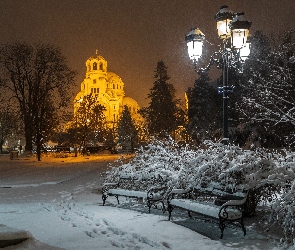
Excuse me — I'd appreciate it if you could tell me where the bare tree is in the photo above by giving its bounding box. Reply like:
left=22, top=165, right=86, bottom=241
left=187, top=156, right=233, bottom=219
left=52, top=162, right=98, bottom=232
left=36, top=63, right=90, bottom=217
left=0, top=42, right=76, bottom=160
left=0, top=98, right=20, bottom=154
left=74, top=94, right=106, bottom=154
left=241, top=30, right=295, bottom=126
left=237, top=30, right=295, bottom=148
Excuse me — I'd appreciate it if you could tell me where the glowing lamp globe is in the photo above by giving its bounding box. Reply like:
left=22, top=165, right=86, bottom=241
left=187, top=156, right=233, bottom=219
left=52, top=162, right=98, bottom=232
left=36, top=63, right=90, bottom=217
left=230, top=13, right=252, bottom=49
left=185, top=28, right=205, bottom=61
left=240, top=40, right=251, bottom=61
left=214, top=5, right=234, bottom=39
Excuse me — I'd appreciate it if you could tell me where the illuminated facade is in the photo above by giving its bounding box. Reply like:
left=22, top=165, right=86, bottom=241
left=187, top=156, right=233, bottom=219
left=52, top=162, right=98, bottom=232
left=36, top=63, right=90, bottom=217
left=74, top=54, right=142, bottom=125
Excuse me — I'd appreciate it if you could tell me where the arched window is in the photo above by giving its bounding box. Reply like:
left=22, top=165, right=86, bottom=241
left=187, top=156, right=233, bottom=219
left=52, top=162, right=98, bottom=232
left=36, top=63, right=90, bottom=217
left=99, top=63, right=103, bottom=71
left=93, top=62, right=97, bottom=70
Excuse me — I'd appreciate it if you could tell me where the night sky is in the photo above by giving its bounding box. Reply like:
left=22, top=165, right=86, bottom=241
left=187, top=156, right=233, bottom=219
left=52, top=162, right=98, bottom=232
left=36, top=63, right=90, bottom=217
left=0, top=0, right=294, bottom=107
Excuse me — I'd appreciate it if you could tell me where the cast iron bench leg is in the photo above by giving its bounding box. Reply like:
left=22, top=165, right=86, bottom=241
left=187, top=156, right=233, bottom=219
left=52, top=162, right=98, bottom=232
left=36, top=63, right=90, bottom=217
left=219, top=218, right=225, bottom=239
left=115, top=195, right=119, bottom=204
left=167, top=204, right=173, bottom=220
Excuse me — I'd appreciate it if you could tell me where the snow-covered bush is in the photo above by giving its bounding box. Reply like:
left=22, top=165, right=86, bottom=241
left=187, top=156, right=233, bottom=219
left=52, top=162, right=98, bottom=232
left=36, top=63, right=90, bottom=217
left=270, top=152, right=295, bottom=245
left=103, top=139, right=295, bottom=242
left=103, top=138, right=200, bottom=192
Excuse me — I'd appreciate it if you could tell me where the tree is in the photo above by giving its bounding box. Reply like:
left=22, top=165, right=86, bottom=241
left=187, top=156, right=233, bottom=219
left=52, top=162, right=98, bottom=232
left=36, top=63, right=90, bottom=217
left=238, top=30, right=295, bottom=148
left=140, top=61, right=184, bottom=138
left=0, top=42, right=77, bottom=160
left=186, top=71, right=221, bottom=143
left=117, top=105, right=138, bottom=152
left=0, top=100, right=20, bottom=154
left=74, top=94, right=106, bottom=154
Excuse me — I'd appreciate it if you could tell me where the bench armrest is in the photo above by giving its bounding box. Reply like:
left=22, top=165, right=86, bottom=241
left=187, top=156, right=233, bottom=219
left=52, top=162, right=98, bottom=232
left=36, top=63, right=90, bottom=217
left=102, top=182, right=119, bottom=195
left=147, top=185, right=167, bottom=201
left=221, top=197, right=247, bottom=208
left=218, top=196, right=247, bottom=220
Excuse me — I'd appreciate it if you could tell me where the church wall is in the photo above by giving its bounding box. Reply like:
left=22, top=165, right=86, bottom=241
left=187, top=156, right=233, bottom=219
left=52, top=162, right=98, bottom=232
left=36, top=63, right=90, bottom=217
left=74, top=54, right=142, bottom=127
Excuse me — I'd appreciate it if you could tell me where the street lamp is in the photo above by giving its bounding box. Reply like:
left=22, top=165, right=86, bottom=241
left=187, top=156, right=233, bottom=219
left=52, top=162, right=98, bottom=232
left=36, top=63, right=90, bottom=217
left=186, top=5, right=251, bottom=144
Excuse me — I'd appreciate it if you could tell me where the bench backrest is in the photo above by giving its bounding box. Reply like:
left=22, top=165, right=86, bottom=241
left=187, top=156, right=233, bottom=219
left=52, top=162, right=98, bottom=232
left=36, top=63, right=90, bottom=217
left=194, top=183, right=248, bottom=200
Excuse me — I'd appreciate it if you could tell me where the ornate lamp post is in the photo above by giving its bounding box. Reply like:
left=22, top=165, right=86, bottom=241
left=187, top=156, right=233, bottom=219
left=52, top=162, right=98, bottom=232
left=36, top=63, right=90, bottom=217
left=186, top=5, right=251, bottom=144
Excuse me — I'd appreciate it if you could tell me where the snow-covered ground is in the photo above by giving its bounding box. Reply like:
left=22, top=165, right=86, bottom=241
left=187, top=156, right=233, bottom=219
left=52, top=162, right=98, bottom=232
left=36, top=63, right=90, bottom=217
left=0, top=153, right=282, bottom=249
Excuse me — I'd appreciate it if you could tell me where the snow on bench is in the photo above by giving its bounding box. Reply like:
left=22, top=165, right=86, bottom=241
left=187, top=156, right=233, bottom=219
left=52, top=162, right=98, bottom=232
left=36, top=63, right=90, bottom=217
left=102, top=173, right=167, bottom=213
left=167, top=184, right=248, bottom=239
left=106, top=189, right=147, bottom=199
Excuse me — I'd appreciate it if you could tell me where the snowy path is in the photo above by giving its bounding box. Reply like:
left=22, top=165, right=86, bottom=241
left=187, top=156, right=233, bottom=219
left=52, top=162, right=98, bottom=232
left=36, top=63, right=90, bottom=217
left=0, top=155, right=281, bottom=249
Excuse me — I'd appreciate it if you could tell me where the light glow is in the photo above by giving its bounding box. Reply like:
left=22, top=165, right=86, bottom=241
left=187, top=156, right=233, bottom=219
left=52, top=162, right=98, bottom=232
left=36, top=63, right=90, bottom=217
left=185, top=28, right=205, bottom=62
left=216, top=19, right=232, bottom=39
left=231, top=29, right=249, bottom=49
left=240, top=41, right=250, bottom=61
left=187, top=40, right=203, bottom=61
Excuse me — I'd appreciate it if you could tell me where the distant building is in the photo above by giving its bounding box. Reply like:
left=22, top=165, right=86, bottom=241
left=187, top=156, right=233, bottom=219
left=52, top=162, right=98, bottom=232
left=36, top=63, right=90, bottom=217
left=74, top=53, right=142, bottom=126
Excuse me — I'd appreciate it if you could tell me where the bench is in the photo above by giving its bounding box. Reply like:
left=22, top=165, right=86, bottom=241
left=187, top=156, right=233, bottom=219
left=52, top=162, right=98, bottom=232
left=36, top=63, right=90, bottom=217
left=167, top=183, right=248, bottom=239
left=102, top=174, right=167, bottom=213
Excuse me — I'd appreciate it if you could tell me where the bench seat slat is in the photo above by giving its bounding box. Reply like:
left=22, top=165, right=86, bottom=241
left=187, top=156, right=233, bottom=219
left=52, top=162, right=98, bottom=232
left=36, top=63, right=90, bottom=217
left=170, top=199, right=242, bottom=220
left=167, top=187, right=248, bottom=239
left=171, top=199, right=220, bottom=218
left=108, top=188, right=147, bottom=199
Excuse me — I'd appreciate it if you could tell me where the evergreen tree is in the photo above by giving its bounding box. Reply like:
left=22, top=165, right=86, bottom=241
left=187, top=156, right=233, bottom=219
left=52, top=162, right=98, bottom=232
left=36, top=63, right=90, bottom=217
left=140, top=61, right=183, bottom=138
left=186, top=71, right=220, bottom=143
left=117, top=105, right=138, bottom=152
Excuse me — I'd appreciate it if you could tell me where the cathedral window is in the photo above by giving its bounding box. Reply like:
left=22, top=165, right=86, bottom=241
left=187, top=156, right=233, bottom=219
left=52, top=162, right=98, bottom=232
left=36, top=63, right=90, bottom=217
left=113, top=84, right=115, bottom=89
left=93, top=79, right=96, bottom=84
left=91, top=88, right=93, bottom=93
left=99, top=63, right=103, bottom=71
left=93, top=62, right=97, bottom=70
left=94, top=88, right=96, bottom=93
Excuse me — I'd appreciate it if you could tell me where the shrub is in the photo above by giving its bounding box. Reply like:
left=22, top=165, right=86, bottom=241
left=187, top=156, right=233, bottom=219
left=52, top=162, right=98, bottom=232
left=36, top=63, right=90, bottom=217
left=103, top=139, right=295, bottom=244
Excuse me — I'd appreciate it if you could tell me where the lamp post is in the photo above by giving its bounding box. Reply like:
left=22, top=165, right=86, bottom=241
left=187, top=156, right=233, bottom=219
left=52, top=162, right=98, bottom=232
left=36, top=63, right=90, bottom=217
left=186, top=5, right=251, bottom=145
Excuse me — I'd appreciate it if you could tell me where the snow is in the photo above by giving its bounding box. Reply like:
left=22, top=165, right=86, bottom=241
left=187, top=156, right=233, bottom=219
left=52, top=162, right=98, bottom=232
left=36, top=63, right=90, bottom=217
left=107, top=188, right=147, bottom=198
left=0, top=153, right=284, bottom=249
left=170, top=199, right=221, bottom=219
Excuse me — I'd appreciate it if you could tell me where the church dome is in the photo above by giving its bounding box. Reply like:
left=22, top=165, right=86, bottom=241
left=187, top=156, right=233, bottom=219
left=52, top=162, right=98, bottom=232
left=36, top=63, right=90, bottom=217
left=75, top=53, right=142, bottom=125
left=122, top=97, right=139, bottom=108
left=88, top=55, right=106, bottom=62
left=107, top=72, right=123, bottom=84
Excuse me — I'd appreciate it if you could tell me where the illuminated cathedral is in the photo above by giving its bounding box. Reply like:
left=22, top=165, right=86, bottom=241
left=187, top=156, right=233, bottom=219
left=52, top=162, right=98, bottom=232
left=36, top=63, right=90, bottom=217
left=74, top=53, right=142, bottom=126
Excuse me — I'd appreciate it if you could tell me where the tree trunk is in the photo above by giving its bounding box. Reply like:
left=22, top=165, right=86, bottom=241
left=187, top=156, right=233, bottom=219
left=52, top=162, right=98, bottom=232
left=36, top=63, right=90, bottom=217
left=24, top=124, right=33, bottom=152
left=37, top=146, right=41, bottom=161
left=0, top=140, right=3, bottom=154
left=36, top=137, right=42, bottom=161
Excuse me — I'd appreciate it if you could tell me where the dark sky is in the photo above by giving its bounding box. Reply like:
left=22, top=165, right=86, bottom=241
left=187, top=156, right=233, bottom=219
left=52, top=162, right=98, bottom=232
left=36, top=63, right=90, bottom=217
left=0, top=0, right=294, bottom=107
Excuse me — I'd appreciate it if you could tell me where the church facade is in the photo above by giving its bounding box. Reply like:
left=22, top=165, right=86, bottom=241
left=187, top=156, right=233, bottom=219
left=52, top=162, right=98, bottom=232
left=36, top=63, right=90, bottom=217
left=74, top=54, right=142, bottom=126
